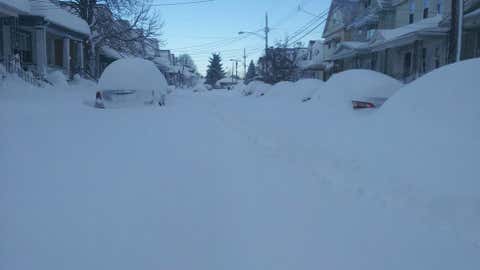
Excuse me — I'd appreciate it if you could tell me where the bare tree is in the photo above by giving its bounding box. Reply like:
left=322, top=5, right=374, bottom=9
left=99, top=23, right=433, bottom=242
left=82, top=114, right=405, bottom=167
left=259, top=37, right=305, bottom=84
left=61, top=0, right=164, bottom=76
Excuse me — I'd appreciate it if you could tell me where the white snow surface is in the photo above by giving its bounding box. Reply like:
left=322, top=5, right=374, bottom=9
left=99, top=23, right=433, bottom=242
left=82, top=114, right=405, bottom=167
left=29, top=0, right=90, bottom=35
left=98, top=58, right=168, bottom=95
left=0, top=0, right=30, bottom=13
left=1, top=59, right=480, bottom=270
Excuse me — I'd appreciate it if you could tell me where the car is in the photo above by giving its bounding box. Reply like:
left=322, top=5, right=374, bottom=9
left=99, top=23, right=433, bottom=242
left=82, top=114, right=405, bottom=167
left=95, top=58, right=168, bottom=109
left=352, top=97, right=388, bottom=109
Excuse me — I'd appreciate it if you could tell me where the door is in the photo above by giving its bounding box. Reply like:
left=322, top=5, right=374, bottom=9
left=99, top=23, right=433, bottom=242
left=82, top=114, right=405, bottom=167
left=54, top=39, right=63, bottom=67
left=403, top=52, right=412, bottom=79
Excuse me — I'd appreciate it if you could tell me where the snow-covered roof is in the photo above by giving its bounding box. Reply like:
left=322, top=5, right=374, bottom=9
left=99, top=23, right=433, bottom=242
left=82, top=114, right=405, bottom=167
left=0, top=0, right=30, bottom=14
left=374, top=15, right=443, bottom=42
left=29, top=0, right=90, bottom=36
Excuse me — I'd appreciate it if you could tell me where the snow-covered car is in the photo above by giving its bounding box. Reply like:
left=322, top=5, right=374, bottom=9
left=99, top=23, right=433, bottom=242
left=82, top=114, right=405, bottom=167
left=314, top=69, right=402, bottom=110
left=242, top=80, right=271, bottom=96
left=95, top=58, right=168, bottom=109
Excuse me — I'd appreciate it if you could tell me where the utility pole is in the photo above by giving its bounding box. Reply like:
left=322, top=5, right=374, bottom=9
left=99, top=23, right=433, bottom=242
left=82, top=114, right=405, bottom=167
left=265, top=12, right=269, bottom=52
left=457, top=0, right=464, bottom=62
left=243, top=48, right=247, bottom=79
left=230, top=59, right=241, bottom=82
left=449, top=0, right=464, bottom=63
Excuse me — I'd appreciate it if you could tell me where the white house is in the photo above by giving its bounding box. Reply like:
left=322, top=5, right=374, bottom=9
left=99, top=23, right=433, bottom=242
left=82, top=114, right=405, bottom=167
left=323, top=0, right=480, bottom=82
left=1, top=0, right=90, bottom=80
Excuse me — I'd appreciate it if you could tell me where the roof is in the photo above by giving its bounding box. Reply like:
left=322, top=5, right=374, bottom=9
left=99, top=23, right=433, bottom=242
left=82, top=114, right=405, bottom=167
left=29, top=0, right=90, bottom=36
left=375, top=15, right=442, bottom=42
left=0, top=0, right=30, bottom=14
left=323, top=0, right=362, bottom=38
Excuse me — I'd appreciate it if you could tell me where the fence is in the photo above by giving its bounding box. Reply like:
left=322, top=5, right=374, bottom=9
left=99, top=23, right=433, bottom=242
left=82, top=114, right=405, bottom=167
left=1, top=56, right=42, bottom=86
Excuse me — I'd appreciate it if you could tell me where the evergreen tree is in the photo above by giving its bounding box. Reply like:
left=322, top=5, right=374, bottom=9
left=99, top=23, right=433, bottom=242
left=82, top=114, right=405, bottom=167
left=205, top=53, right=226, bottom=86
left=245, top=60, right=257, bottom=83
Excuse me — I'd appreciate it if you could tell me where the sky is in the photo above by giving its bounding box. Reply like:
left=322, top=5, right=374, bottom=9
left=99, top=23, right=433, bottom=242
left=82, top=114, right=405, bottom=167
left=154, top=0, right=331, bottom=75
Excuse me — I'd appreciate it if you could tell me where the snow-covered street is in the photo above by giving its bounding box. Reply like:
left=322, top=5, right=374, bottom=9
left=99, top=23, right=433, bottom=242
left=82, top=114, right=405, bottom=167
left=2, top=59, right=480, bottom=270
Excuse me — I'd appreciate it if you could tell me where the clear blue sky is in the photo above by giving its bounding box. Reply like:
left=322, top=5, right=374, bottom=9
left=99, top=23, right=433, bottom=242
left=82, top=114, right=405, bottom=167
left=154, top=0, right=331, bottom=75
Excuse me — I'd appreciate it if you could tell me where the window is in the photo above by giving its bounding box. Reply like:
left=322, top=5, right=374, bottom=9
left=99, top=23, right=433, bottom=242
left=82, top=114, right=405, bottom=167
left=423, top=0, right=430, bottom=18
left=436, top=0, right=442, bottom=14
left=434, top=47, right=441, bottom=68
left=16, top=31, right=33, bottom=63
left=403, top=52, right=412, bottom=78
left=328, top=43, right=331, bottom=49
left=365, top=0, right=371, bottom=8
left=421, top=48, right=427, bottom=73
left=409, top=0, right=415, bottom=24
left=367, top=29, right=376, bottom=40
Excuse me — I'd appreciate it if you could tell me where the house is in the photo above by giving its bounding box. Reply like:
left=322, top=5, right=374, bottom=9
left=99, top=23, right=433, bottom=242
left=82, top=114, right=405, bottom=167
left=299, top=40, right=327, bottom=80
left=323, top=0, right=480, bottom=82
left=1, top=0, right=90, bottom=80
left=153, top=49, right=181, bottom=86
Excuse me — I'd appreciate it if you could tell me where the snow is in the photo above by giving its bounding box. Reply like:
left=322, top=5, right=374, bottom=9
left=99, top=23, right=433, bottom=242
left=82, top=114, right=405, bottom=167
left=1, top=59, right=480, bottom=270
left=29, top=0, right=90, bottom=36
left=46, top=70, right=69, bottom=88
left=98, top=58, right=168, bottom=95
left=0, top=0, right=30, bottom=13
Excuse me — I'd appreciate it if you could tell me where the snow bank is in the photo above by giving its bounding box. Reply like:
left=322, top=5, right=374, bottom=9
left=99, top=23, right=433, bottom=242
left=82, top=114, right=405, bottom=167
left=46, top=70, right=69, bottom=88
left=98, top=58, right=168, bottom=95
left=357, top=59, right=480, bottom=246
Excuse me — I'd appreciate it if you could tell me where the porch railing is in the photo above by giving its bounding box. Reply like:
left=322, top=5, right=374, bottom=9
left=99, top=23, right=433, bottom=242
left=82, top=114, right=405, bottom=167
left=1, top=55, right=42, bottom=87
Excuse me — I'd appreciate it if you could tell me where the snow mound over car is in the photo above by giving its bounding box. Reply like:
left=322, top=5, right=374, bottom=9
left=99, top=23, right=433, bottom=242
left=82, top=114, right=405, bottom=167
left=316, top=69, right=402, bottom=109
left=265, top=79, right=324, bottom=101
left=98, top=58, right=168, bottom=95
left=242, top=80, right=271, bottom=96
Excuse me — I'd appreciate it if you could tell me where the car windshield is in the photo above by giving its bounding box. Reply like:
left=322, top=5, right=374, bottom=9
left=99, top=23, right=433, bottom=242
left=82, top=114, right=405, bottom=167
left=1, top=1, right=479, bottom=270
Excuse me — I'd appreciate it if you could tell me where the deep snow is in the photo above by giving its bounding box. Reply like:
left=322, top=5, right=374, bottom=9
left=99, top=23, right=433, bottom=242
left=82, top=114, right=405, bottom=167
left=1, top=59, right=479, bottom=270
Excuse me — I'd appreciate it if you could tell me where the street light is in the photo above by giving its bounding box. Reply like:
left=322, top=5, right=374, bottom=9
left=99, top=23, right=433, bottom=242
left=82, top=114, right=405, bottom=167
left=238, top=12, right=269, bottom=52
